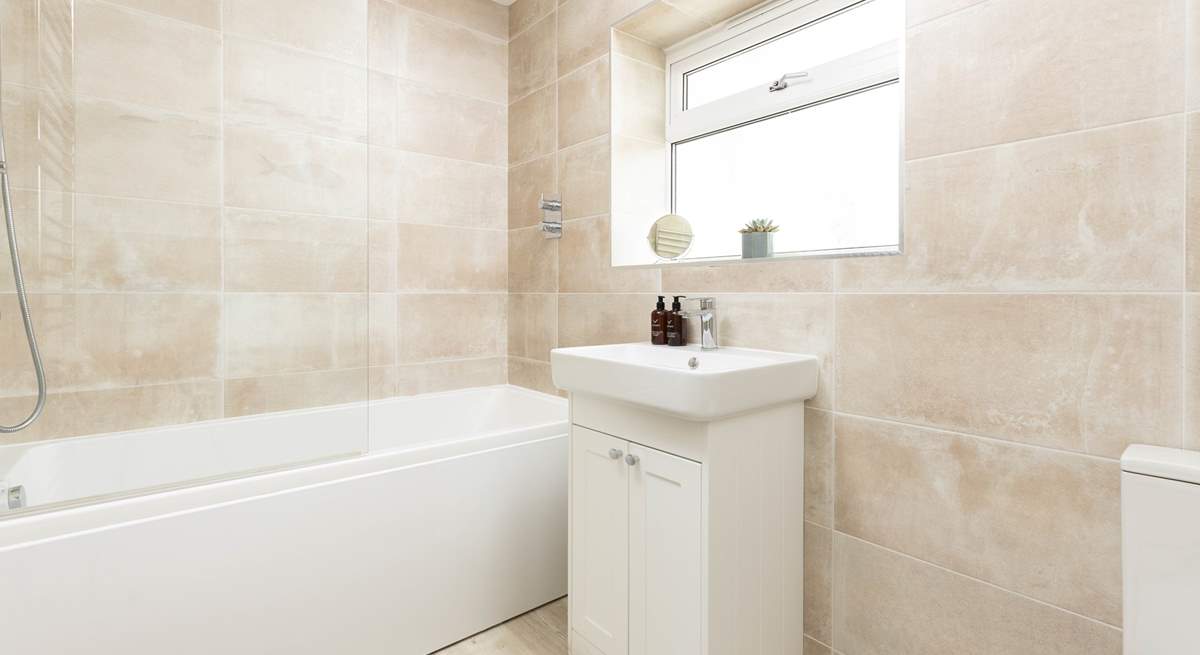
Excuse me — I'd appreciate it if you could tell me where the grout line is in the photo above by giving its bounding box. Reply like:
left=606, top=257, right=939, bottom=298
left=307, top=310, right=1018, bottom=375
left=377, top=0, right=509, bottom=47
left=84, top=0, right=220, bottom=33
left=903, top=0, right=991, bottom=30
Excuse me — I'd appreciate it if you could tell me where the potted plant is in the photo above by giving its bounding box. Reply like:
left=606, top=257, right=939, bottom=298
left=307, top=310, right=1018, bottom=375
left=739, top=218, right=779, bottom=259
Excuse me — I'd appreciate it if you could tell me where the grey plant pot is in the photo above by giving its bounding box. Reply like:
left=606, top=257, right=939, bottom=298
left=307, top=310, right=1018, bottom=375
left=741, top=232, right=774, bottom=259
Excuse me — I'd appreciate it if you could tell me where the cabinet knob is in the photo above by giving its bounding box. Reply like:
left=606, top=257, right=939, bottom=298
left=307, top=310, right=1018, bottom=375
left=608, top=448, right=623, bottom=460
left=625, top=454, right=640, bottom=466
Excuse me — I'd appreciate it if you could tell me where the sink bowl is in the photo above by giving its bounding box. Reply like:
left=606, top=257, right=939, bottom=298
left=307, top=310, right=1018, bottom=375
left=550, top=342, right=819, bottom=421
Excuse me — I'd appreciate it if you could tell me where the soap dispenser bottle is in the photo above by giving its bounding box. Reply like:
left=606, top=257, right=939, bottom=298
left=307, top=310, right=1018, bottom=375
left=666, top=295, right=687, bottom=347
left=651, top=296, right=667, bottom=345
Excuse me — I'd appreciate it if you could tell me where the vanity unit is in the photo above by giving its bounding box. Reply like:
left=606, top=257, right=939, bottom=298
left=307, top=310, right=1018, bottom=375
left=551, top=343, right=819, bottom=655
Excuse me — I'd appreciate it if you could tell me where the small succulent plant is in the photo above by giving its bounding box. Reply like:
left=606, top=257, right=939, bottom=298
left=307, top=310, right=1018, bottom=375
left=738, top=218, right=780, bottom=234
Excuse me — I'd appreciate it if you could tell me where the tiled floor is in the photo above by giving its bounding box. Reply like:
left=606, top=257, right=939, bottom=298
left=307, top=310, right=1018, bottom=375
left=433, top=598, right=568, bottom=654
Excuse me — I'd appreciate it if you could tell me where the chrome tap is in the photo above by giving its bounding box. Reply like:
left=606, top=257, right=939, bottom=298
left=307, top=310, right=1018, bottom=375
left=680, top=297, right=719, bottom=350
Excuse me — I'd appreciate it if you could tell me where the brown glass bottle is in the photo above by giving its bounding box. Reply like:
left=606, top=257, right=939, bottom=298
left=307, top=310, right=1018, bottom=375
left=650, top=296, right=667, bottom=345
left=666, top=295, right=687, bottom=346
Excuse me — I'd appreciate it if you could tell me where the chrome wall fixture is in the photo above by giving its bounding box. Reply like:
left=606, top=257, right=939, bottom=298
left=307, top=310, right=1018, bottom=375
left=540, top=193, right=562, bottom=239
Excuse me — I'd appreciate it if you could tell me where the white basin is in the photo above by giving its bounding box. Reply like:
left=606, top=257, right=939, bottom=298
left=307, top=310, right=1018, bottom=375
left=550, top=342, right=819, bottom=421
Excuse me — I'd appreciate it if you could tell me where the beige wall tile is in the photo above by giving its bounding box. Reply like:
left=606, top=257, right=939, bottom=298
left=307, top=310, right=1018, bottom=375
left=75, top=195, right=220, bottom=292
left=224, top=210, right=368, bottom=292
left=1189, top=113, right=1200, bottom=291
left=393, top=357, right=508, bottom=396
left=616, top=1, right=710, bottom=48
left=372, top=75, right=507, bottom=166
left=836, top=294, right=1183, bottom=457
left=508, top=293, right=557, bottom=360
left=906, top=0, right=985, bottom=26
left=224, top=123, right=368, bottom=218
left=509, top=155, right=557, bottom=229
left=224, top=293, right=369, bottom=378
left=0, top=382, right=221, bottom=444
left=559, top=215, right=660, bottom=292
left=0, top=85, right=74, bottom=192
left=612, top=55, right=665, bottom=141
left=557, top=293, right=656, bottom=347
left=836, top=415, right=1122, bottom=624
left=610, top=135, right=668, bottom=219
left=224, top=36, right=369, bottom=142
left=661, top=259, right=833, bottom=293
left=804, top=522, right=832, bottom=647
left=75, top=98, right=219, bottom=204
left=842, top=117, right=1186, bottom=292
left=75, top=1, right=220, bottom=115
left=833, top=533, right=1122, bottom=655
left=559, top=137, right=610, bottom=219
left=663, top=0, right=760, bottom=24
left=1, top=0, right=73, bottom=92
left=0, top=293, right=220, bottom=395
left=509, top=226, right=559, bottom=292
left=101, top=0, right=221, bottom=28
left=0, top=189, right=74, bottom=292
left=225, top=369, right=369, bottom=417
left=510, top=13, right=557, bottom=103
left=611, top=30, right=665, bottom=69
left=369, top=293, right=399, bottom=367
left=223, top=0, right=368, bottom=65
left=557, top=0, right=645, bottom=75
left=378, top=5, right=508, bottom=104
left=907, top=0, right=1185, bottom=158
left=510, top=0, right=555, bottom=36
left=507, top=357, right=558, bottom=396
left=396, top=224, right=507, bottom=291
left=804, top=408, right=833, bottom=527
left=1191, top=0, right=1200, bottom=111
left=394, top=0, right=509, bottom=40
left=370, top=148, right=506, bottom=228
left=711, top=293, right=834, bottom=409
left=1188, top=294, right=1200, bottom=450
left=509, top=85, right=557, bottom=165
left=558, top=56, right=611, bottom=149
left=368, top=0, right=402, bottom=75
left=369, top=221, right=399, bottom=292
left=802, top=637, right=831, bottom=655
left=398, top=293, right=506, bottom=362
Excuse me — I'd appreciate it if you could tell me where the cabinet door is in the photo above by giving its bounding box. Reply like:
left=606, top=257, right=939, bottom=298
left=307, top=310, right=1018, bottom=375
left=571, top=427, right=630, bottom=655
left=627, top=443, right=703, bottom=655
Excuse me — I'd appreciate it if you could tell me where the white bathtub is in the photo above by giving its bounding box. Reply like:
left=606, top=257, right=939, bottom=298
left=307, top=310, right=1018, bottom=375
left=0, top=385, right=568, bottom=654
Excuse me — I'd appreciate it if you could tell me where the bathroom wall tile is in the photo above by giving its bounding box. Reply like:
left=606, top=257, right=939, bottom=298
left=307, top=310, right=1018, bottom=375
left=557, top=293, right=657, bottom=347
left=507, top=357, right=558, bottom=396
left=75, top=1, right=220, bottom=115
left=557, top=0, right=645, bottom=75
left=0, top=293, right=220, bottom=395
left=224, top=123, right=368, bottom=218
left=379, top=5, right=508, bottom=105
left=0, top=189, right=74, bottom=292
left=661, top=259, right=833, bottom=293
left=369, top=293, right=399, bottom=367
left=393, top=357, right=508, bottom=396
left=559, top=215, right=660, bottom=292
left=509, top=85, right=557, bottom=165
left=370, top=149, right=506, bottom=228
left=804, top=408, right=833, bottom=527
left=1187, top=294, right=1200, bottom=450
left=833, top=533, right=1122, bottom=655
left=835, top=414, right=1122, bottom=624
left=223, top=0, right=368, bottom=65
left=368, top=0, right=402, bottom=75
left=224, top=294, right=369, bottom=378
left=906, top=0, right=1184, bottom=158
left=610, top=135, right=669, bottom=220
left=1188, top=113, right=1200, bottom=291
left=0, top=381, right=221, bottom=445
left=398, top=294, right=506, bottom=362
left=558, top=56, right=611, bottom=149
left=369, top=221, right=400, bottom=292
left=225, top=369, right=370, bottom=417
left=558, top=137, right=610, bottom=219
left=396, top=224, right=507, bottom=291
left=1, top=0, right=73, bottom=93
left=612, top=55, right=665, bottom=142
left=75, top=98, right=219, bottom=204
left=802, top=637, right=831, bottom=655
left=223, top=211, right=368, bottom=292
left=394, top=0, right=509, bottom=40
left=836, top=294, right=1183, bottom=458
left=804, top=522, right=832, bottom=647
left=371, top=75, right=507, bottom=166
left=0, top=85, right=74, bottom=192
left=841, top=117, right=1186, bottom=292
left=617, top=1, right=710, bottom=48
left=101, top=0, right=221, bottom=28
left=712, top=293, right=834, bottom=409
left=906, top=0, right=985, bottom=26
left=75, top=195, right=220, bottom=292
left=611, top=30, right=665, bottom=69
left=1191, top=0, right=1200, bottom=110
left=510, top=0, right=556, bottom=36
left=510, top=13, right=557, bottom=103
left=508, top=226, right=559, bottom=292
left=509, top=155, right=558, bottom=229
left=508, top=293, right=558, bottom=361
left=224, top=36, right=369, bottom=142
left=663, top=0, right=761, bottom=25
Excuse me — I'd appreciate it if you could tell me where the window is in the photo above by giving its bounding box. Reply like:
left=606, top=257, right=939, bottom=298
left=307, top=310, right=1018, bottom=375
left=666, top=0, right=902, bottom=260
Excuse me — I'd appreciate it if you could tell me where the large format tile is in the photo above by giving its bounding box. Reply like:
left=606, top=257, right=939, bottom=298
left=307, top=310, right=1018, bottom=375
left=0, top=85, right=74, bottom=192
left=507, top=357, right=557, bottom=396
left=225, top=368, right=369, bottom=417
left=611, top=54, right=665, bottom=142
left=370, top=149, right=506, bottom=228
left=223, top=0, right=368, bottom=65
left=0, top=188, right=74, bottom=292
left=558, top=137, right=610, bottom=220
left=508, top=293, right=557, bottom=361
left=384, top=357, right=507, bottom=398
left=509, top=13, right=556, bottom=103
left=509, top=226, right=559, bottom=293
left=804, top=408, right=833, bottom=527
left=0, top=0, right=73, bottom=92
left=906, top=0, right=1184, bottom=158
left=223, top=210, right=368, bottom=292
left=558, top=56, right=611, bottom=149
left=101, top=0, right=220, bottom=27
left=372, top=75, right=507, bottom=166
left=509, top=155, right=557, bottom=229
left=557, top=293, right=657, bottom=347
left=1189, top=113, right=1200, bottom=291
left=833, top=533, right=1122, bottom=655
left=835, top=294, right=1183, bottom=457
left=661, top=259, right=833, bottom=293
left=558, top=215, right=660, bottom=292
left=394, top=0, right=508, bottom=40
left=1188, top=294, right=1200, bottom=450
left=396, top=224, right=507, bottom=291
left=557, top=0, right=647, bottom=75
left=835, top=415, right=1122, bottom=624
left=509, top=85, right=557, bottom=165
left=510, top=0, right=555, bottom=37
left=804, top=522, right=832, bottom=647
left=224, top=293, right=369, bottom=378
left=841, top=117, right=1186, bottom=292
left=397, top=294, right=506, bottom=362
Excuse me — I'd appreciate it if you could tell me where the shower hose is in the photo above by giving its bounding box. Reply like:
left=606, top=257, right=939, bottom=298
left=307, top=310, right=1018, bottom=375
left=0, top=119, right=46, bottom=432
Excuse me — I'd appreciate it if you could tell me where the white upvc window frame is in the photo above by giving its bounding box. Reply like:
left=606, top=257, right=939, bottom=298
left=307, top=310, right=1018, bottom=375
left=665, top=0, right=902, bottom=145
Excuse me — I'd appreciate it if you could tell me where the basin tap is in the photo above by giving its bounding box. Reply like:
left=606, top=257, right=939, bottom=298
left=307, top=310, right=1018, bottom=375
left=679, top=297, right=718, bottom=350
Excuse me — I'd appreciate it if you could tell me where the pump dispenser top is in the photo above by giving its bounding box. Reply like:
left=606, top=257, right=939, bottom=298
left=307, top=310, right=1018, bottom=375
left=666, top=296, right=687, bottom=346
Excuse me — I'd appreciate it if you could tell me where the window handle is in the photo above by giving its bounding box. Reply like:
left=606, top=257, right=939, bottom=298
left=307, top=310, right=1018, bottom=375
left=768, top=71, right=809, bottom=92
